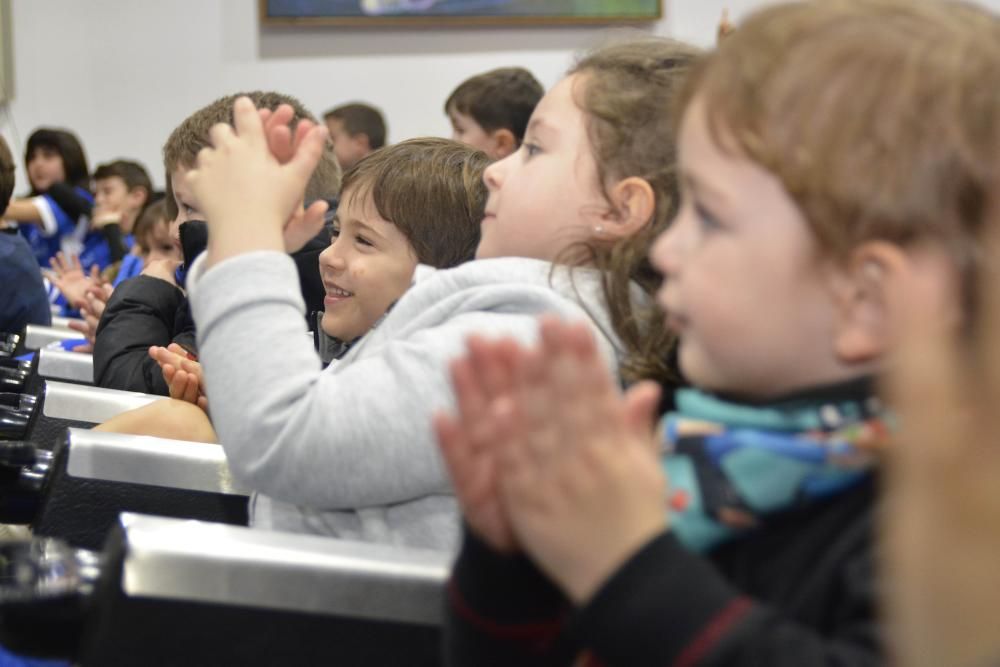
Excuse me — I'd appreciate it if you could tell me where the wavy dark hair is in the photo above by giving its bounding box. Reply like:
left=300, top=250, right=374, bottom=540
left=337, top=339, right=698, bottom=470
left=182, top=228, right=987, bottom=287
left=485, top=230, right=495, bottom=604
left=565, top=37, right=700, bottom=386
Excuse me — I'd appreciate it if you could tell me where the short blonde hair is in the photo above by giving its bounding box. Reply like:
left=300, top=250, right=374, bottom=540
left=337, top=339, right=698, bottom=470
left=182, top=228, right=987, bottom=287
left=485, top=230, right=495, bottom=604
left=679, top=0, right=1000, bottom=275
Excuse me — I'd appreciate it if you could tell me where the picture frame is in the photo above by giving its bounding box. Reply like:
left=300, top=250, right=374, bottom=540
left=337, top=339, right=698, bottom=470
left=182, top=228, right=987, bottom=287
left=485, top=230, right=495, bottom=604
left=260, top=0, right=662, bottom=27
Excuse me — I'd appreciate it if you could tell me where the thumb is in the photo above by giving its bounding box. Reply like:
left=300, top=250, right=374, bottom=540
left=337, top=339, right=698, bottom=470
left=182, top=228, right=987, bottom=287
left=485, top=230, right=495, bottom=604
left=623, top=380, right=662, bottom=450
left=287, top=125, right=329, bottom=183
left=302, top=199, right=329, bottom=233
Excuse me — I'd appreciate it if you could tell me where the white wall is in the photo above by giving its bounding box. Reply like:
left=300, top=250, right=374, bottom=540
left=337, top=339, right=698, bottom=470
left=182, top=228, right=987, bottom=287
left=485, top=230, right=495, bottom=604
left=0, top=0, right=995, bottom=191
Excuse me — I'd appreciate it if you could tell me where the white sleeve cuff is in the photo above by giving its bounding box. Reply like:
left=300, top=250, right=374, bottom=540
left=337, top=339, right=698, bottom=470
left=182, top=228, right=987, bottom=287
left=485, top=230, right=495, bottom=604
left=32, top=196, right=58, bottom=236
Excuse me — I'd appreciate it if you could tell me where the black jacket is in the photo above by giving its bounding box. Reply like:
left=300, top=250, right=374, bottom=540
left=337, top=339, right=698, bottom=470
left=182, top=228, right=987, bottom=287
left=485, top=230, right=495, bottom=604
left=93, top=274, right=194, bottom=395
left=93, top=224, right=332, bottom=395
left=445, top=475, right=879, bottom=667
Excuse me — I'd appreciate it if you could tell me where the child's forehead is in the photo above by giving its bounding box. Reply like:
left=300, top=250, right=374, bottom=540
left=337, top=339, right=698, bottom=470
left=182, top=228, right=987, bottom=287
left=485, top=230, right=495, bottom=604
left=29, top=145, right=60, bottom=158
left=96, top=175, right=127, bottom=187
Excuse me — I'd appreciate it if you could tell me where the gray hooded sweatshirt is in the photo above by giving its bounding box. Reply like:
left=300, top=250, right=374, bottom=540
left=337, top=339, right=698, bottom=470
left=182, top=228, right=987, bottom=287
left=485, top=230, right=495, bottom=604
left=186, top=252, right=630, bottom=551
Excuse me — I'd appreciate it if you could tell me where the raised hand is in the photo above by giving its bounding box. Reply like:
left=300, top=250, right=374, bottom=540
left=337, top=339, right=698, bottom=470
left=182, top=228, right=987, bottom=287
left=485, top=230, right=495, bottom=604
left=497, top=318, right=666, bottom=605
left=883, top=244, right=1000, bottom=667
left=46, top=251, right=96, bottom=309
left=185, top=96, right=329, bottom=265
left=434, top=336, right=523, bottom=553
left=260, top=103, right=330, bottom=253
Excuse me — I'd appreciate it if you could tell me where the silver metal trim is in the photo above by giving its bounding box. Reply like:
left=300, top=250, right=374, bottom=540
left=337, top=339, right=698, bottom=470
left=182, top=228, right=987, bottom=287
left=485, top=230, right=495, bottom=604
left=66, top=428, right=247, bottom=496
left=119, top=514, right=450, bottom=626
left=38, top=348, right=93, bottom=383
left=42, top=381, right=160, bottom=424
left=49, top=316, right=84, bottom=331
left=24, top=325, right=82, bottom=350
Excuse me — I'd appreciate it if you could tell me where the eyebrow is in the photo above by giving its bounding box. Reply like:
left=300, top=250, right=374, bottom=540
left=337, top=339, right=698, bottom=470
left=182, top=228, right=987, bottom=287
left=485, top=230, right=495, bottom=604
left=525, top=117, right=556, bottom=139
left=340, top=217, right=388, bottom=242
left=681, top=169, right=729, bottom=207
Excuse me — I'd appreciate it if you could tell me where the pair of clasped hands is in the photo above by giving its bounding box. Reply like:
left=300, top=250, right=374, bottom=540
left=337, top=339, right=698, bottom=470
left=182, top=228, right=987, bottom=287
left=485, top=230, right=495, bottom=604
left=149, top=97, right=333, bottom=411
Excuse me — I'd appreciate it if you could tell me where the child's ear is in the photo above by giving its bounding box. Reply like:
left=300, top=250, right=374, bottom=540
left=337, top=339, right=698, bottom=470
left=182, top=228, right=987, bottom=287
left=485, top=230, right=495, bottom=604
left=489, top=129, right=517, bottom=159
left=600, top=177, right=655, bottom=240
left=127, top=187, right=148, bottom=210
left=829, top=241, right=911, bottom=364
left=356, top=133, right=373, bottom=153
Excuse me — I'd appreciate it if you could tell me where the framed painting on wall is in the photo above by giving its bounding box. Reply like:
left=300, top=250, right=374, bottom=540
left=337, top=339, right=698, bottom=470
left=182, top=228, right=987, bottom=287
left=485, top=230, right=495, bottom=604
left=260, top=0, right=662, bottom=27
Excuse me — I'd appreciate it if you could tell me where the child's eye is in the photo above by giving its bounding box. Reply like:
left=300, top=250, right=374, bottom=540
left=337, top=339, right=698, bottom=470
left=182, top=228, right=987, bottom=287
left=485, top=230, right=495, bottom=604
left=522, top=142, right=541, bottom=158
left=693, top=201, right=723, bottom=231
left=356, top=235, right=374, bottom=248
left=330, top=224, right=340, bottom=238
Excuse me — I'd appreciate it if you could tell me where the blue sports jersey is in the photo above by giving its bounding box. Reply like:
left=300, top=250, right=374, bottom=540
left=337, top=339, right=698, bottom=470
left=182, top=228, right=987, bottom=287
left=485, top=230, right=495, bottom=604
left=18, top=186, right=107, bottom=270
left=113, top=253, right=144, bottom=287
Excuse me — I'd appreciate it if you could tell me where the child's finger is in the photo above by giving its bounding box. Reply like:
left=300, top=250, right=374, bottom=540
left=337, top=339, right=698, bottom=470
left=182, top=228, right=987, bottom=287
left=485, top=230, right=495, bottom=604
left=293, top=118, right=316, bottom=150
left=208, top=122, right=236, bottom=150
left=622, top=381, right=663, bottom=457
left=197, top=396, right=209, bottom=412
left=885, top=261, right=966, bottom=462
left=450, top=357, right=489, bottom=432
left=268, top=104, right=295, bottom=132
left=231, top=96, right=265, bottom=145
left=166, top=343, right=190, bottom=357
left=301, top=199, right=329, bottom=231
left=286, top=124, right=329, bottom=183
left=467, top=336, right=514, bottom=402
left=164, top=367, right=180, bottom=398
left=184, top=374, right=200, bottom=405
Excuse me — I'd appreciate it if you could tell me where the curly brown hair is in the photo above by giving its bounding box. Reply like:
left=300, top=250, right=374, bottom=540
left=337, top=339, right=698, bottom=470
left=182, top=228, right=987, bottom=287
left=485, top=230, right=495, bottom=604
left=566, top=37, right=700, bottom=386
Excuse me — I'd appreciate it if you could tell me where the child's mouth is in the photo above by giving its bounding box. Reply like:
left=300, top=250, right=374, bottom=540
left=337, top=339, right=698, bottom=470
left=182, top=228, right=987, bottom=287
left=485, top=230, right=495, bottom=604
left=324, top=285, right=353, bottom=306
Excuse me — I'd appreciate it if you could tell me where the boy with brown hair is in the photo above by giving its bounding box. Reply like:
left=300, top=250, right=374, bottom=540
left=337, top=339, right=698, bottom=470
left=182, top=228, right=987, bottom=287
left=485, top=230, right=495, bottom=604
left=0, top=134, right=51, bottom=332
left=323, top=102, right=387, bottom=170
left=101, top=137, right=491, bottom=471
left=445, top=67, right=543, bottom=160
left=92, top=160, right=153, bottom=237
left=93, top=90, right=341, bottom=395
left=438, top=1, right=1000, bottom=664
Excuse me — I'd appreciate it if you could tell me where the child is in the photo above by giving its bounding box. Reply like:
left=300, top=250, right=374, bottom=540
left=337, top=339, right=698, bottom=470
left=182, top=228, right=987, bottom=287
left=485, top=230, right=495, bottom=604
left=93, top=160, right=154, bottom=267
left=91, top=90, right=342, bottom=395
left=45, top=161, right=155, bottom=309
left=61, top=200, right=180, bottom=354
left=323, top=102, right=387, bottom=170
left=445, top=67, right=543, bottom=160
left=437, top=0, right=1000, bottom=664
left=3, top=128, right=109, bottom=271
left=0, top=135, right=51, bottom=333
left=99, top=137, right=491, bottom=438
left=117, top=198, right=176, bottom=284
left=172, top=38, right=696, bottom=550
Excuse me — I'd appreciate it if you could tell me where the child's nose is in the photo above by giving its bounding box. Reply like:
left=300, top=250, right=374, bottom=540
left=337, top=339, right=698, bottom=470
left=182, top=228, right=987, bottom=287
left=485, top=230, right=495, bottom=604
left=483, top=159, right=505, bottom=190
left=319, top=242, right=347, bottom=270
left=650, top=220, right=683, bottom=278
